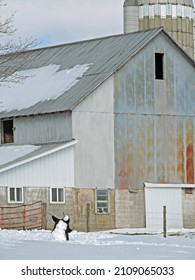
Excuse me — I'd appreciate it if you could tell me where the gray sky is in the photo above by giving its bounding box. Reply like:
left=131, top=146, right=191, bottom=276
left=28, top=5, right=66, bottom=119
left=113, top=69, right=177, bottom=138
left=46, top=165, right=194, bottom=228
left=2, top=0, right=195, bottom=48
left=4, top=0, right=124, bottom=47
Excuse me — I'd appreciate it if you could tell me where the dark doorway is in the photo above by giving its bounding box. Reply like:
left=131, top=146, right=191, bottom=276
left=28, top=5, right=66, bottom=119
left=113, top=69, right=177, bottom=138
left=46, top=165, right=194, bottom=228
left=3, top=120, right=14, bottom=143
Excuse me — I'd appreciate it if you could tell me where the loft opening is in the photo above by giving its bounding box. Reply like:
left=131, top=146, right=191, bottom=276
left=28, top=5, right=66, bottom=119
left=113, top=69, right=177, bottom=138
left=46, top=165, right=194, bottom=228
left=155, top=53, right=164, bottom=80
left=2, top=119, right=14, bottom=143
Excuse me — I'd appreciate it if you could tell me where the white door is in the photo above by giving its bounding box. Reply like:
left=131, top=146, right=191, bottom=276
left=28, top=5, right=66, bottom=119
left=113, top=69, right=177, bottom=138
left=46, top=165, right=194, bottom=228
left=145, top=185, right=183, bottom=230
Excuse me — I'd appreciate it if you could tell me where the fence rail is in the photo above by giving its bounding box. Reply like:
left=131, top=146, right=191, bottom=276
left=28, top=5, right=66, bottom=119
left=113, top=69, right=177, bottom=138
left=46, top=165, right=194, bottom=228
left=0, top=201, right=46, bottom=230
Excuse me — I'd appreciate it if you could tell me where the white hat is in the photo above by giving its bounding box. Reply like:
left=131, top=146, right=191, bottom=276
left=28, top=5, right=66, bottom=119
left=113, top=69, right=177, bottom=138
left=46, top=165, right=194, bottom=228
left=63, top=215, right=69, bottom=222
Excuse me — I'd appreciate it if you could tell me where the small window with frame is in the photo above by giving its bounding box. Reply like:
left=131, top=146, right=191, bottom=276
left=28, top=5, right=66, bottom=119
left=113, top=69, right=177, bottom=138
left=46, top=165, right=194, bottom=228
left=96, top=189, right=109, bottom=214
left=50, top=187, right=65, bottom=203
left=8, top=187, right=23, bottom=203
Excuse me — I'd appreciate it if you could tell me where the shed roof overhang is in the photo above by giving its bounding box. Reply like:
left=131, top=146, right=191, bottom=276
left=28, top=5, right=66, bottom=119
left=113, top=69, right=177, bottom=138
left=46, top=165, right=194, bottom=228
left=144, top=182, right=195, bottom=188
left=0, top=139, right=77, bottom=174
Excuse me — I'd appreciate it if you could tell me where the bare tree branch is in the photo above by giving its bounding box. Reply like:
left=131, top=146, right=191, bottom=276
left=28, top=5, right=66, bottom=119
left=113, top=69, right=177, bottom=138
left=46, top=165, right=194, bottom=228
left=0, top=11, right=16, bottom=35
left=0, top=0, right=39, bottom=85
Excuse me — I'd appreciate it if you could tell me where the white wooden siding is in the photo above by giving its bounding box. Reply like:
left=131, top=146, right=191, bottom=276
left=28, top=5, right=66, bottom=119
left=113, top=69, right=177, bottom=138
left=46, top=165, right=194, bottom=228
left=0, top=145, right=74, bottom=187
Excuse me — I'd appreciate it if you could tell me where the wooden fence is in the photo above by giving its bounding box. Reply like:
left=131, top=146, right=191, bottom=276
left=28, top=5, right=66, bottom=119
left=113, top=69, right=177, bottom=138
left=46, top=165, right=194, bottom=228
left=0, top=201, right=46, bottom=230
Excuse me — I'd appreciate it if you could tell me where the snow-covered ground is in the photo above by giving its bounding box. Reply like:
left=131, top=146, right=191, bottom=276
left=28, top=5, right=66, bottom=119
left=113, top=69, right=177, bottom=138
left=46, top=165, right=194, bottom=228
left=0, top=228, right=195, bottom=260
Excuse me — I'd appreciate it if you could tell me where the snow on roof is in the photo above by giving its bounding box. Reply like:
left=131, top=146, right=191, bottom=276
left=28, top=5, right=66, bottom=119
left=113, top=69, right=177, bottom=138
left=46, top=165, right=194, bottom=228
left=0, top=145, right=40, bottom=166
left=0, top=64, right=91, bottom=112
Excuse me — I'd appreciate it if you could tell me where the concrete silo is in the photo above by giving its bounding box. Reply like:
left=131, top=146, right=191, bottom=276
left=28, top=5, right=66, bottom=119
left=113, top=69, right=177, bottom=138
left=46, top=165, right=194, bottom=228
left=123, top=0, right=195, bottom=57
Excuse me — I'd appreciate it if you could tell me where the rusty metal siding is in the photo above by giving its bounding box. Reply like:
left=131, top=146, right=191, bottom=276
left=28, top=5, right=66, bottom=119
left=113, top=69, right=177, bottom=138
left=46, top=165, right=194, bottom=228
left=115, top=115, right=195, bottom=190
left=14, top=111, right=72, bottom=145
left=114, top=35, right=195, bottom=190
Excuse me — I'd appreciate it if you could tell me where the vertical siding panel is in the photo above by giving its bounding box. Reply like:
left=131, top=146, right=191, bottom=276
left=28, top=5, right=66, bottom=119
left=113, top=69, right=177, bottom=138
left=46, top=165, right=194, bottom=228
left=126, top=63, right=136, bottom=113
left=155, top=81, right=166, bottom=114
left=14, top=112, right=72, bottom=145
left=136, top=115, right=146, bottom=187
left=156, top=116, right=166, bottom=183
left=166, top=116, right=176, bottom=182
left=186, top=118, right=194, bottom=183
left=166, top=52, right=175, bottom=114
left=115, top=114, right=128, bottom=189
left=65, top=148, right=69, bottom=185
left=136, top=56, right=145, bottom=113
left=128, top=115, right=136, bottom=188
left=146, top=115, right=155, bottom=182
left=145, top=49, right=154, bottom=114
left=177, top=117, right=185, bottom=183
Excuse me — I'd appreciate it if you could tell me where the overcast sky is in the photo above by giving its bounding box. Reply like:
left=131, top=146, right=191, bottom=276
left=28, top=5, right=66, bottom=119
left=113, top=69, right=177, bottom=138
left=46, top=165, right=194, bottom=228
left=2, top=0, right=195, bottom=48
left=3, top=0, right=124, bottom=47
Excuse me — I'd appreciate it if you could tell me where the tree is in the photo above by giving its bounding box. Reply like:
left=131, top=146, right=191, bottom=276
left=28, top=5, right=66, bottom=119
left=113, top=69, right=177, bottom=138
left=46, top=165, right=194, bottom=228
left=0, top=0, right=37, bottom=84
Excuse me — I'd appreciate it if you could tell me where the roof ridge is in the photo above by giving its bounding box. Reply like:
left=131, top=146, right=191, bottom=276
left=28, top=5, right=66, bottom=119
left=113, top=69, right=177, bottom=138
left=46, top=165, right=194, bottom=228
left=0, top=28, right=164, bottom=57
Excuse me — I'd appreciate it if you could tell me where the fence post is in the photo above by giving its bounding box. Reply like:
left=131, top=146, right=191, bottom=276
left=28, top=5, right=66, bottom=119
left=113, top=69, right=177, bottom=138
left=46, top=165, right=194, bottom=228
left=41, top=202, right=47, bottom=229
left=1, top=208, right=4, bottom=229
left=163, top=205, right=167, bottom=238
left=86, top=203, right=90, bottom=232
left=23, top=205, right=26, bottom=230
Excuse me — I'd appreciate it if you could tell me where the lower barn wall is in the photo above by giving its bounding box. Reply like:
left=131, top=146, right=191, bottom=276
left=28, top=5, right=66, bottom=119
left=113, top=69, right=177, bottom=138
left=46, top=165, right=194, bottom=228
left=0, top=187, right=115, bottom=231
left=0, top=187, right=73, bottom=230
left=24, top=187, right=73, bottom=230
left=182, top=188, right=195, bottom=228
left=115, top=188, right=146, bottom=228
left=72, top=188, right=115, bottom=232
left=1, top=186, right=194, bottom=230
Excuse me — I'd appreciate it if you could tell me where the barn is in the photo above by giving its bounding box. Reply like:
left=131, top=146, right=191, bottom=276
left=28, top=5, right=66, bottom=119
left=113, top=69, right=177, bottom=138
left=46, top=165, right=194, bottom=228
left=0, top=26, right=195, bottom=231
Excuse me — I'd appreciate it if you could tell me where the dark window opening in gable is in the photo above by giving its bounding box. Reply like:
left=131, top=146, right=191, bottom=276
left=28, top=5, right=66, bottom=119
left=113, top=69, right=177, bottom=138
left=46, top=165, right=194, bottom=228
left=155, top=53, right=164, bottom=80
left=3, top=120, right=14, bottom=143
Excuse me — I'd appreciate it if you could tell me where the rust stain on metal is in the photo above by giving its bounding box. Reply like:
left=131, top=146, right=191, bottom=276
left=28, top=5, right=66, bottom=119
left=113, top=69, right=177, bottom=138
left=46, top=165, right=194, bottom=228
left=117, top=138, right=130, bottom=189
left=177, top=123, right=185, bottom=183
left=118, top=169, right=128, bottom=189
left=117, top=137, right=135, bottom=190
left=186, top=120, right=194, bottom=184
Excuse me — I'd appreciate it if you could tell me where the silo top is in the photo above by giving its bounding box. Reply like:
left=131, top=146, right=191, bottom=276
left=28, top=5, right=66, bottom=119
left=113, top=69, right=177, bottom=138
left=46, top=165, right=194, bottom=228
left=124, top=0, right=194, bottom=8
left=124, top=0, right=138, bottom=6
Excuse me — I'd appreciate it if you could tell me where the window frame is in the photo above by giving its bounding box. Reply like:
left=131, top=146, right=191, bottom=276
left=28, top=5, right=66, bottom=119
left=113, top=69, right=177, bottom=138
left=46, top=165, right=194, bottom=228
left=50, top=187, right=65, bottom=204
left=95, top=189, right=109, bottom=214
left=7, top=187, right=23, bottom=203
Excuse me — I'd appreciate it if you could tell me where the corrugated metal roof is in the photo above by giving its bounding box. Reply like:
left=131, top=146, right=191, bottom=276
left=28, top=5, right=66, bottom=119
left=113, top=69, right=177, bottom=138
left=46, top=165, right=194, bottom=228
left=0, top=27, right=194, bottom=118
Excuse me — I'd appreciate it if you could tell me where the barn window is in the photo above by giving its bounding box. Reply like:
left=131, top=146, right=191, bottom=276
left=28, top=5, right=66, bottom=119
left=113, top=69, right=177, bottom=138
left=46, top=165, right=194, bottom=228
left=8, top=187, right=23, bottom=203
left=155, top=53, right=164, bottom=80
left=2, top=119, right=14, bottom=144
left=96, top=189, right=109, bottom=214
left=185, top=188, right=193, bottom=195
left=50, top=188, right=65, bottom=203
